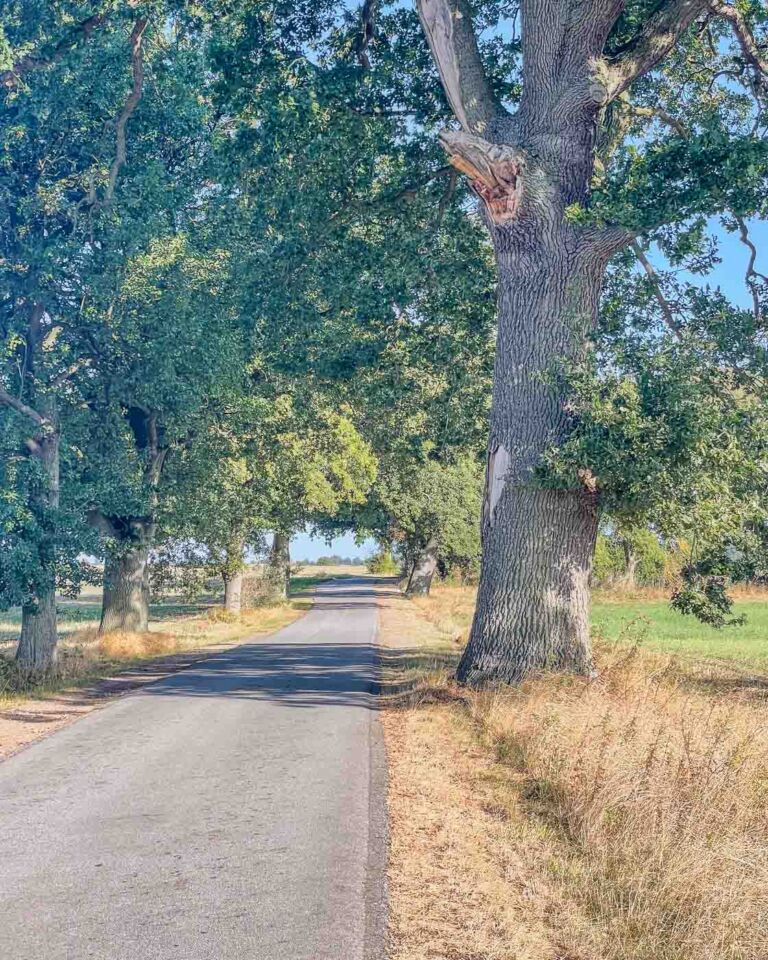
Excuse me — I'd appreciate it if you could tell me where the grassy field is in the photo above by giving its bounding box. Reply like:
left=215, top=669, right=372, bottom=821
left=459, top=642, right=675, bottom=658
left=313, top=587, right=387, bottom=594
left=381, top=584, right=768, bottom=960
left=407, top=583, right=768, bottom=665
left=289, top=563, right=368, bottom=594
left=592, top=592, right=768, bottom=661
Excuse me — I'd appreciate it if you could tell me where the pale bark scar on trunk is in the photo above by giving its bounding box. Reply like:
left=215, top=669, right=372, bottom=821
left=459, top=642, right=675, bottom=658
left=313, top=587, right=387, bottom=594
left=419, top=0, right=471, bottom=130
left=439, top=130, right=523, bottom=224
left=484, top=443, right=511, bottom=527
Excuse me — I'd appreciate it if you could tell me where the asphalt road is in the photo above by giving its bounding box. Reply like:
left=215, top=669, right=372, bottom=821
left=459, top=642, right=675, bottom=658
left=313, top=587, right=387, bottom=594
left=0, top=578, right=387, bottom=960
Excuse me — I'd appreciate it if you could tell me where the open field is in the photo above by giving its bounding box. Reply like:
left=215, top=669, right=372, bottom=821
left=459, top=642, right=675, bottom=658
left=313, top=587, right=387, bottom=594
left=409, top=583, right=768, bottom=665
left=0, top=564, right=362, bottom=654
left=380, top=586, right=768, bottom=960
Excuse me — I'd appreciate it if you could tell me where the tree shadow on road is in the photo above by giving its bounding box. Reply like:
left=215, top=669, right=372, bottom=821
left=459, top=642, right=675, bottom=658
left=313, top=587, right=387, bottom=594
left=142, top=641, right=385, bottom=709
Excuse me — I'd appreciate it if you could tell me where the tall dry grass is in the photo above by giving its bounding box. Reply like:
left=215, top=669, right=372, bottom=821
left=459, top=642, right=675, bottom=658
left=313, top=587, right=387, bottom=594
left=386, top=585, right=768, bottom=959
left=466, top=645, right=768, bottom=960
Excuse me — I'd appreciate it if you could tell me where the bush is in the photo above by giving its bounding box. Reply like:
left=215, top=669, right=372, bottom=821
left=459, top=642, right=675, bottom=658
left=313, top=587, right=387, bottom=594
left=593, top=527, right=676, bottom=587
left=316, top=555, right=343, bottom=566
left=367, top=549, right=399, bottom=575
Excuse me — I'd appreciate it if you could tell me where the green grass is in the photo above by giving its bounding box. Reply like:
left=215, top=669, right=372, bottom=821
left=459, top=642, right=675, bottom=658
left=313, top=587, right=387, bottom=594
left=289, top=572, right=360, bottom=594
left=592, top=596, right=768, bottom=664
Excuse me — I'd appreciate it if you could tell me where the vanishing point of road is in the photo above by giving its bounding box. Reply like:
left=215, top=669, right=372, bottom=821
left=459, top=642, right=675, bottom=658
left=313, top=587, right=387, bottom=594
left=0, top=578, right=388, bottom=960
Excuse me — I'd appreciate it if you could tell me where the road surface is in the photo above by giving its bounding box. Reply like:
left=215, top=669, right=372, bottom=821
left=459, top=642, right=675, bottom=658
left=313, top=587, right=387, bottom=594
left=0, top=578, right=387, bottom=960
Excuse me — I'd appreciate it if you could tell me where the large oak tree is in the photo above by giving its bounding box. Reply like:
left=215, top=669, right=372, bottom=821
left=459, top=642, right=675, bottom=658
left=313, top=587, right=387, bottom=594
left=414, top=0, right=768, bottom=684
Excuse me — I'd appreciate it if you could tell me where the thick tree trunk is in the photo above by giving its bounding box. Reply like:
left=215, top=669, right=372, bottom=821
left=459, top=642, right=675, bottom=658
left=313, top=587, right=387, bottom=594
left=621, top=540, right=638, bottom=587
left=15, top=427, right=60, bottom=674
left=17, top=587, right=58, bottom=674
left=223, top=571, right=244, bottom=614
left=415, top=0, right=680, bottom=684
left=406, top=537, right=439, bottom=596
left=99, top=538, right=151, bottom=633
left=264, top=531, right=291, bottom=601
left=221, top=539, right=245, bottom=614
left=457, top=240, right=603, bottom=686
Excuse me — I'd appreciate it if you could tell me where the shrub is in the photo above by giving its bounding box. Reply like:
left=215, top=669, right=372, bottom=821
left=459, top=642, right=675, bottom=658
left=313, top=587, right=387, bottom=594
left=367, top=548, right=399, bottom=575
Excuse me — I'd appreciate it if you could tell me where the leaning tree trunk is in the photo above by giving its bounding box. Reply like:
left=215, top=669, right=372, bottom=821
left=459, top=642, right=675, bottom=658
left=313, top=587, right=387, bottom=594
left=16, top=426, right=60, bottom=674
left=456, top=233, right=603, bottom=686
left=406, top=537, right=439, bottom=596
left=99, top=535, right=152, bottom=633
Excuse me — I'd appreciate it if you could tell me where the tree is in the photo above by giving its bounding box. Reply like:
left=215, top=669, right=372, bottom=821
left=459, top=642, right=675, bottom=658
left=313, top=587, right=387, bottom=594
left=0, top=5, right=158, bottom=669
left=200, top=0, right=496, bottom=599
left=1, top=4, right=230, bottom=651
left=165, top=389, right=377, bottom=608
left=81, top=235, right=244, bottom=631
left=413, top=0, right=768, bottom=684
left=379, top=456, right=483, bottom=595
left=592, top=523, right=670, bottom=587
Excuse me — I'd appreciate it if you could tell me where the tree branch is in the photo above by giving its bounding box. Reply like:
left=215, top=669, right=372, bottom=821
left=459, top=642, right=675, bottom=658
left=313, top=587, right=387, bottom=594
left=352, top=0, right=379, bottom=70
left=629, top=103, right=689, bottom=138
left=416, top=0, right=501, bottom=133
left=606, top=0, right=710, bottom=102
left=0, top=386, right=47, bottom=426
left=709, top=1, right=768, bottom=79
left=49, top=359, right=89, bottom=390
left=735, top=215, right=768, bottom=322
left=105, top=17, right=147, bottom=205
left=631, top=240, right=682, bottom=338
left=1, top=13, right=107, bottom=89
left=83, top=17, right=147, bottom=212
left=86, top=508, right=119, bottom=538
left=438, top=130, right=526, bottom=224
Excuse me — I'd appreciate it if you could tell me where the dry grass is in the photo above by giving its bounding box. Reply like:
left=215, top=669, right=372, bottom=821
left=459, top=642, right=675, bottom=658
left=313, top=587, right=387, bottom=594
left=0, top=601, right=308, bottom=706
left=92, top=630, right=180, bottom=659
left=380, top=590, right=768, bottom=960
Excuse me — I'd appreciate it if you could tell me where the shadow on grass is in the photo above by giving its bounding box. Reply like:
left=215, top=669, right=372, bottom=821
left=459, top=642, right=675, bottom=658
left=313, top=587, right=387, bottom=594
left=670, top=660, right=768, bottom=701
left=378, top=646, right=464, bottom=708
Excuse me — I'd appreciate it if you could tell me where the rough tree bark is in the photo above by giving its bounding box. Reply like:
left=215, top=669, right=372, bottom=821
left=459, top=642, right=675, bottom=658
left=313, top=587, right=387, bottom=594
left=621, top=539, right=638, bottom=588
left=16, top=419, right=61, bottom=673
left=223, top=572, right=244, bottom=614
left=1, top=304, right=62, bottom=674
left=406, top=536, right=439, bottom=596
left=99, top=522, right=153, bottom=634
left=265, top=531, right=291, bottom=601
left=222, top=540, right=245, bottom=614
left=93, top=409, right=168, bottom=634
left=415, top=0, right=711, bottom=684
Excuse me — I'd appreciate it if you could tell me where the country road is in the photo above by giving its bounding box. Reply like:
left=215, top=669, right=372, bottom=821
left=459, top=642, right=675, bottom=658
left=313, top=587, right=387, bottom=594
left=0, top=578, right=388, bottom=960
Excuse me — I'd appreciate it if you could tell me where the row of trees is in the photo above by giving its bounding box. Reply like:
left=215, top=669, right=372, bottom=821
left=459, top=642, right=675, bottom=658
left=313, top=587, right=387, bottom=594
left=2, top=1, right=767, bottom=685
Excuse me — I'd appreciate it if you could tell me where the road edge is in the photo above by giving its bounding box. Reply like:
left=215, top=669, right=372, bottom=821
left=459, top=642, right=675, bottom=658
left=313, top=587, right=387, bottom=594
left=364, top=597, right=390, bottom=960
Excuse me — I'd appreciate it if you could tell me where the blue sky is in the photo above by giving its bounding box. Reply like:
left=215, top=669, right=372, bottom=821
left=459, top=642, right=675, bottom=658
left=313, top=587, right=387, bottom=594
left=291, top=529, right=375, bottom=562
left=680, top=217, right=767, bottom=308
